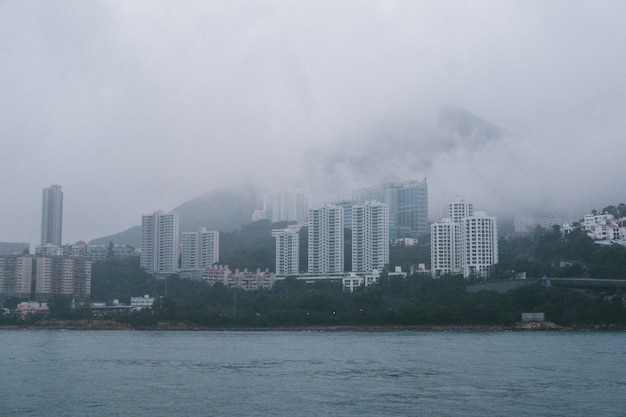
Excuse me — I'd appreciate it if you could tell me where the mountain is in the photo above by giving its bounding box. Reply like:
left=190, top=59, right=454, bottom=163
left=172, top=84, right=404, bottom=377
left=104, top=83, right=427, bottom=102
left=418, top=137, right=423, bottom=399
left=90, top=185, right=262, bottom=246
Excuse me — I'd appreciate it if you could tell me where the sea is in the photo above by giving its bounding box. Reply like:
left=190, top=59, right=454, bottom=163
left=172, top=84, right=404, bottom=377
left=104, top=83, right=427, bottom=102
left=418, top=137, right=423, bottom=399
left=1, top=330, right=625, bottom=417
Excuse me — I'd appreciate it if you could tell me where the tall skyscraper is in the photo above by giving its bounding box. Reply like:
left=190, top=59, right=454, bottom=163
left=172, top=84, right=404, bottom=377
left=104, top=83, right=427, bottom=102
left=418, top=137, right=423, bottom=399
left=272, top=227, right=300, bottom=277
left=181, top=227, right=219, bottom=270
left=352, top=201, right=389, bottom=274
left=353, top=179, right=428, bottom=238
left=141, top=211, right=179, bottom=274
left=308, top=204, right=344, bottom=274
left=40, top=185, right=63, bottom=246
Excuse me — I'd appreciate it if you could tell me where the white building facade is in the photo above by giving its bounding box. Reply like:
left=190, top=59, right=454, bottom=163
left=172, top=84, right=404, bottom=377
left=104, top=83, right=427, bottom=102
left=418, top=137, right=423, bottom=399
left=272, top=227, right=300, bottom=277
left=462, top=211, right=498, bottom=278
left=308, top=204, right=344, bottom=274
left=431, top=218, right=462, bottom=277
left=141, top=211, right=179, bottom=274
left=431, top=199, right=498, bottom=279
left=351, top=201, right=389, bottom=274
left=181, top=227, right=219, bottom=270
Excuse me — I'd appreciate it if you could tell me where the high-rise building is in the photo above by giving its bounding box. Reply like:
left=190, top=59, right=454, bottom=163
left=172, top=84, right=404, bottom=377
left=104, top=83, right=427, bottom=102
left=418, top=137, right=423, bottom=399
left=462, top=212, right=498, bottom=278
left=33, top=255, right=91, bottom=301
left=308, top=204, right=344, bottom=274
left=272, top=227, right=300, bottom=277
left=351, top=201, right=389, bottom=274
left=40, top=185, right=63, bottom=246
left=431, top=198, right=498, bottom=279
left=353, top=179, right=428, bottom=238
left=430, top=218, right=462, bottom=277
left=181, top=227, right=219, bottom=270
left=265, top=191, right=309, bottom=223
left=446, top=196, right=474, bottom=224
left=0, top=255, right=33, bottom=299
left=141, top=211, right=179, bottom=274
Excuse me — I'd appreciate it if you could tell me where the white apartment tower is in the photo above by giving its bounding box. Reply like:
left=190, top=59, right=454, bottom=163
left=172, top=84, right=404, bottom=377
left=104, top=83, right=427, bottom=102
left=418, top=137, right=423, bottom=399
left=272, top=227, right=300, bottom=277
left=40, top=185, right=63, bottom=246
left=446, top=196, right=474, bottom=224
left=266, top=191, right=309, bottom=223
left=463, top=212, right=498, bottom=278
left=431, top=199, right=498, bottom=279
left=431, top=219, right=463, bottom=277
left=308, top=204, right=344, bottom=274
left=351, top=201, right=389, bottom=274
left=181, top=228, right=219, bottom=270
left=141, top=211, right=179, bottom=274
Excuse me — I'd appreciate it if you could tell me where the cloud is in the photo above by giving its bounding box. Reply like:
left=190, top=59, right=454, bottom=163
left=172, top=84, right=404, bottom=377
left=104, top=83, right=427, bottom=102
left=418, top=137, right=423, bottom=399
left=1, top=1, right=625, bottom=246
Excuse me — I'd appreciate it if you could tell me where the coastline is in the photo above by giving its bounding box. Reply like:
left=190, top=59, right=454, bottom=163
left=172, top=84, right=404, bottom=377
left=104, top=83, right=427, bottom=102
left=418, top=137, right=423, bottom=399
left=1, top=319, right=611, bottom=331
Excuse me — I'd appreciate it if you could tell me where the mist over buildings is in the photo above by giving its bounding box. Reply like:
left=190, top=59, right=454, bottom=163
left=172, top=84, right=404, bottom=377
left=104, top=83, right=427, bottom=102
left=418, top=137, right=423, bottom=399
left=1, top=1, right=625, bottom=246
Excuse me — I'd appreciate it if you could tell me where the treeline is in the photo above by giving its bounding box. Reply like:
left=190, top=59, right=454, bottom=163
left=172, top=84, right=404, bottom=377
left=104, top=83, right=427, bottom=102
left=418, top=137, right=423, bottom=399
left=496, top=227, right=626, bottom=279
left=43, top=261, right=623, bottom=328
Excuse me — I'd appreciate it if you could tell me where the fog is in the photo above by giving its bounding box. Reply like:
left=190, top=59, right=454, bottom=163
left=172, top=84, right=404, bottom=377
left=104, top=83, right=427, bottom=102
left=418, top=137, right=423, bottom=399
left=1, top=1, right=625, bottom=246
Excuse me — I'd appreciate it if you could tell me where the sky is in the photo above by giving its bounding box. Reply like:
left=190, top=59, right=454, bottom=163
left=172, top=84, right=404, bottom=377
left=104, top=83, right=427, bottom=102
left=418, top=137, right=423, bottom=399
left=1, top=1, right=625, bottom=247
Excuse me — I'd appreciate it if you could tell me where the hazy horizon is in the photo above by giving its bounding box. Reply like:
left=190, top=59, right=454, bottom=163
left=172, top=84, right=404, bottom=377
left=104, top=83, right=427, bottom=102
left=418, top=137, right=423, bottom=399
left=2, top=1, right=625, bottom=247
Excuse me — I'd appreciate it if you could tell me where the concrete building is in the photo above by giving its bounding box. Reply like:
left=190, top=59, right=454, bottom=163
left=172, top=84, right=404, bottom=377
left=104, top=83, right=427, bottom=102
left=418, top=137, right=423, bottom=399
left=181, top=227, right=219, bottom=270
left=353, top=179, right=428, bottom=238
left=130, top=294, right=155, bottom=309
left=40, top=185, right=63, bottom=247
left=0, top=255, right=33, bottom=300
left=514, top=216, right=563, bottom=233
left=351, top=201, right=389, bottom=274
left=308, top=204, right=344, bottom=274
left=34, top=256, right=91, bottom=301
left=431, top=199, right=498, bottom=279
left=141, top=211, right=179, bottom=274
left=431, top=218, right=462, bottom=277
left=463, top=211, right=498, bottom=278
left=446, top=196, right=474, bottom=224
left=272, top=226, right=300, bottom=277
left=264, top=191, right=309, bottom=223
left=203, top=265, right=275, bottom=290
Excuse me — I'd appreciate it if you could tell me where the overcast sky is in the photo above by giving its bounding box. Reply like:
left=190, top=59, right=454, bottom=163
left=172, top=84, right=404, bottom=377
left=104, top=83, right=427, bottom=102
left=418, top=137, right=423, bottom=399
left=1, top=1, right=625, bottom=247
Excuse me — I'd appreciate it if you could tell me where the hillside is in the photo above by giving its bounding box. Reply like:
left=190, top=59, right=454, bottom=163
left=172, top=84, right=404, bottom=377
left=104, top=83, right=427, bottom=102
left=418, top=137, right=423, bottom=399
left=90, top=186, right=261, bottom=246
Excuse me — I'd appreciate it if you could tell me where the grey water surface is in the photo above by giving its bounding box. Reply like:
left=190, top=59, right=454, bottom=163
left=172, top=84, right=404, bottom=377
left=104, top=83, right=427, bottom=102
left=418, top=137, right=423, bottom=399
left=1, top=330, right=625, bottom=417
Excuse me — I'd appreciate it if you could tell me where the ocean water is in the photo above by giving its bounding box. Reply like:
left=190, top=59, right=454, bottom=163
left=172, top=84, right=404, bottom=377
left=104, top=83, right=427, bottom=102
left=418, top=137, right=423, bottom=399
left=1, top=330, right=625, bottom=417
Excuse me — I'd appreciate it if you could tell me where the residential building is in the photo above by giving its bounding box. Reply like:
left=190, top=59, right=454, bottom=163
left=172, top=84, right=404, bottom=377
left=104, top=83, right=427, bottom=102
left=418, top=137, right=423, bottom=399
left=351, top=201, right=389, bottom=274
left=462, top=211, right=498, bottom=278
left=203, top=266, right=275, bottom=290
left=0, top=255, right=33, bottom=300
left=353, top=179, right=428, bottom=238
left=431, top=198, right=498, bottom=279
left=181, top=228, right=219, bottom=270
left=34, top=256, right=91, bottom=301
left=308, top=204, right=344, bottom=274
left=272, top=226, right=300, bottom=277
left=514, top=216, right=563, bottom=233
left=446, top=196, right=474, bottom=224
left=264, top=191, right=309, bottom=223
left=431, top=218, right=462, bottom=277
left=40, top=184, right=63, bottom=247
left=130, top=294, right=155, bottom=309
left=140, top=211, right=179, bottom=274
